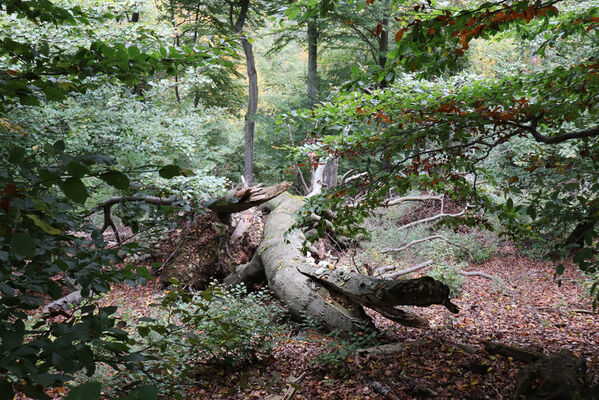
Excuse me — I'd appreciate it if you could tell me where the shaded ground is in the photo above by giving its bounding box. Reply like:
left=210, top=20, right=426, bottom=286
left=97, top=242, right=598, bottom=400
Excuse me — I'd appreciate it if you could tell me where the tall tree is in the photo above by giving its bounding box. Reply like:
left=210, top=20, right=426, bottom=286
left=229, top=0, right=258, bottom=185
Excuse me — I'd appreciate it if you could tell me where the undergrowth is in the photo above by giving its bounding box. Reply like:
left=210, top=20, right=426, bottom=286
left=357, top=198, right=501, bottom=296
left=85, top=282, right=286, bottom=399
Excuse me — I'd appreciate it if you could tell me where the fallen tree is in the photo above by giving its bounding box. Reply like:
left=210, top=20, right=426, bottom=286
left=224, top=192, right=459, bottom=332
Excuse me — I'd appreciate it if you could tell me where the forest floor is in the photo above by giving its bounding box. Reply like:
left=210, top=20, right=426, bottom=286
left=97, top=241, right=599, bottom=400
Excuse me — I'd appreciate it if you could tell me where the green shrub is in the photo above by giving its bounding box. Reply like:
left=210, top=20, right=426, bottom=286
left=89, top=283, right=286, bottom=399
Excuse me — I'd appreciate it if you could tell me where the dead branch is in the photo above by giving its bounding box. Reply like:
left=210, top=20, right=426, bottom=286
left=94, top=195, right=178, bottom=244
left=282, top=371, right=308, bottom=400
left=341, top=171, right=368, bottom=185
left=206, top=181, right=292, bottom=214
left=399, top=205, right=470, bottom=231
left=43, top=289, right=83, bottom=316
left=340, top=168, right=356, bottom=184
left=458, top=270, right=500, bottom=282
left=381, top=235, right=474, bottom=259
left=381, top=260, right=433, bottom=279
left=384, top=195, right=444, bottom=207
left=375, top=265, right=396, bottom=275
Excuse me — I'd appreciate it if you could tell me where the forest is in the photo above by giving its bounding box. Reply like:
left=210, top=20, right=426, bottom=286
left=1, top=0, right=599, bottom=398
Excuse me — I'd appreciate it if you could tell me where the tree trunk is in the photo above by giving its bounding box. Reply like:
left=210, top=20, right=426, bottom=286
left=323, top=157, right=338, bottom=188
left=242, top=36, right=257, bottom=186
left=307, top=17, right=318, bottom=109
left=378, top=11, right=389, bottom=89
left=231, top=0, right=256, bottom=186
left=224, top=192, right=460, bottom=332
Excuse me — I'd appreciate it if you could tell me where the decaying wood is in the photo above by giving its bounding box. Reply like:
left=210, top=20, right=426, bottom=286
left=43, top=289, right=83, bottom=316
left=224, top=191, right=462, bottom=331
left=483, top=340, right=543, bottom=363
left=206, top=181, right=292, bottom=214
left=356, top=342, right=426, bottom=357
left=297, top=264, right=460, bottom=313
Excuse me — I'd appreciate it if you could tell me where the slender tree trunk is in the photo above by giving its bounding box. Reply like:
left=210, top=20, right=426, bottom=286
left=378, top=6, right=389, bottom=89
left=242, top=36, right=257, bottom=186
left=307, top=18, right=337, bottom=188
left=307, top=17, right=318, bottom=109
left=231, top=0, right=256, bottom=186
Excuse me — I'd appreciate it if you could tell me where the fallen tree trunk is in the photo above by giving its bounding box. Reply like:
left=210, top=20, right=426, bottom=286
left=225, top=192, right=459, bottom=332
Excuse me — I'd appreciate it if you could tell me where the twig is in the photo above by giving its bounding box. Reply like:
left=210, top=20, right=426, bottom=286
left=569, top=309, right=598, bottom=315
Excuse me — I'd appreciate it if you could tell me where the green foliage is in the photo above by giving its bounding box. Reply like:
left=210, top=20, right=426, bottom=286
left=0, top=136, right=157, bottom=398
left=91, top=283, right=286, bottom=398
left=427, top=261, right=465, bottom=297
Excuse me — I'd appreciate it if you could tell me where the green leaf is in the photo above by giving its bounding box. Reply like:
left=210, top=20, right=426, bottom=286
left=53, top=140, right=65, bottom=154
left=60, top=177, right=88, bottom=203
left=66, top=161, right=90, bottom=178
left=25, top=214, right=61, bottom=235
left=51, top=352, right=77, bottom=372
left=39, top=168, right=59, bottom=187
left=10, top=233, right=36, bottom=257
left=8, top=146, right=25, bottom=164
left=137, top=326, right=149, bottom=337
left=159, top=164, right=183, bottom=179
left=100, top=171, right=130, bottom=190
left=506, top=197, right=513, bottom=210
left=65, top=382, right=101, bottom=400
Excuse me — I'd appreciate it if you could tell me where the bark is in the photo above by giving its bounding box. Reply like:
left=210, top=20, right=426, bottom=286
left=258, top=193, right=372, bottom=332
left=224, top=192, right=460, bottom=332
left=323, top=157, right=338, bottom=189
